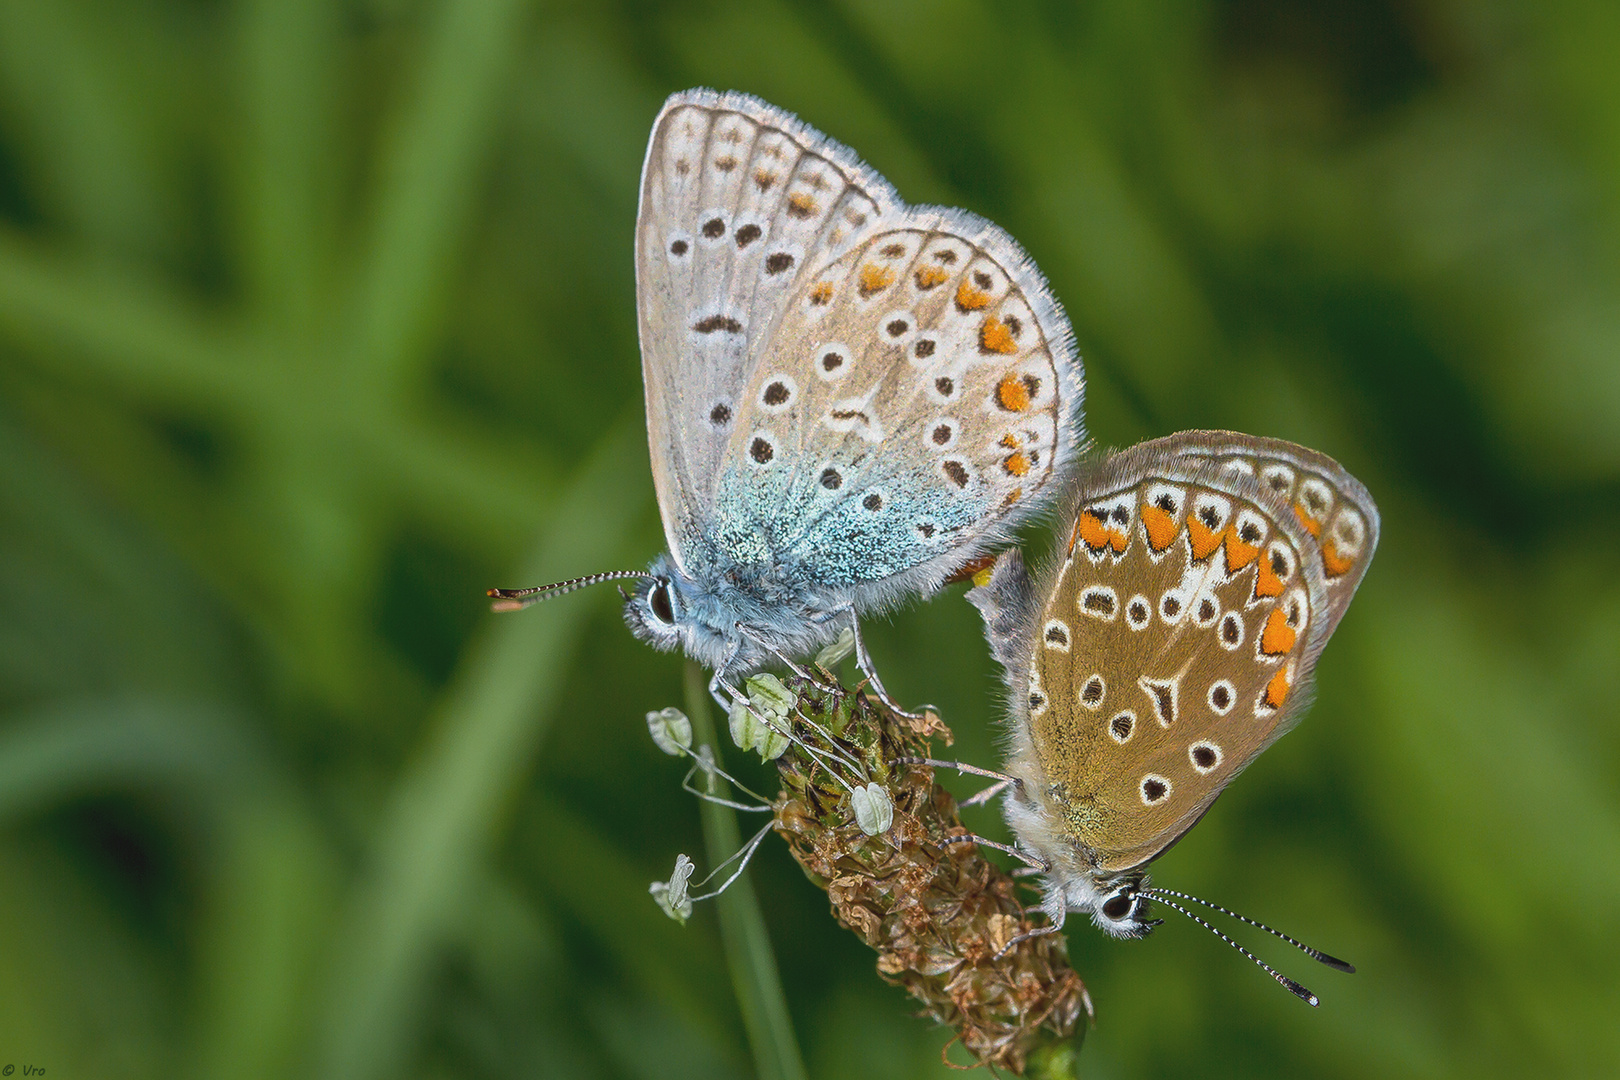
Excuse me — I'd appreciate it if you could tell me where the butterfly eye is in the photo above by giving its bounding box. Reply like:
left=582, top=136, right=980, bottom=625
left=649, top=580, right=676, bottom=625
left=1101, top=892, right=1134, bottom=921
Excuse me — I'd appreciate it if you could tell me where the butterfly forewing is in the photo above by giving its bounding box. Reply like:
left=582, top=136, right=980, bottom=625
left=1024, top=439, right=1343, bottom=873
left=637, top=90, right=899, bottom=568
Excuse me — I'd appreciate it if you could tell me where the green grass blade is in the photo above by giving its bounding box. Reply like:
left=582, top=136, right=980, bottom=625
left=683, top=661, right=808, bottom=1080
left=315, top=423, right=646, bottom=1080
left=0, top=230, right=254, bottom=411
left=233, top=0, right=342, bottom=341
left=348, top=0, right=532, bottom=391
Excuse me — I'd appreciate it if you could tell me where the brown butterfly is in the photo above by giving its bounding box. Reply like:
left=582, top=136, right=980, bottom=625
left=945, top=430, right=1378, bottom=1004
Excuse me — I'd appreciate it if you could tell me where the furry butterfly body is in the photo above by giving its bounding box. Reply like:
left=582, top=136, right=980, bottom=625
left=621, top=89, right=1086, bottom=690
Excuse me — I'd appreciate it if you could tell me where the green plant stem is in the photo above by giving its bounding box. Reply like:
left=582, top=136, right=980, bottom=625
left=315, top=427, right=644, bottom=1080
left=683, top=662, right=809, bottom=1080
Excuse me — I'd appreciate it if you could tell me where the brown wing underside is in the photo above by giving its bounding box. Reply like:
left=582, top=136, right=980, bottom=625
left=1165, top=431, right=1380, bottom=646
left=1024, top=447, right=1333, bottom=873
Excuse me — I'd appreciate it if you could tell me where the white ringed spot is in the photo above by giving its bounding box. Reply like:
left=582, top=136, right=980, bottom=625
left=814, top=342, right=853, bottom=382
left=1079, top=585, right=1119, bottom=621
left=825, top=399, right=884, bottom=444
left=1189, top=742, right=1222, bottom=774
left=924, top=417, right=959, bottom=450
left=1028, top=682, right=1049, bottom=718
left=1218, top=612, right=1245, bottom=650
left=747, top=431, right=777, bottom=468
left=1139, top=676, right=1179, bottom=728
left=1109, top=710, right=1136, bottom=744
left=757, top=374, right=798, bottom=414
left=1140, top=774, right=1172, bottom=805
left=1260, top=463, right=1296, bottom=498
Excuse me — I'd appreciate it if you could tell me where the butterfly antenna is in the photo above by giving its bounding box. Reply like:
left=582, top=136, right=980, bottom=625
left=1143, top=887, right=1356, bottom=973
left=1142, top=890, right=1323, bottom=1007
left=486, top=571, right=650, bottom=611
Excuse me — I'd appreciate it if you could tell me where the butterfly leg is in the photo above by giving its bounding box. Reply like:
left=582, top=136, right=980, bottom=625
left=706, top=655, right=738, bottom=714
left=892, top=756, right=1023, bottom=807
left=938, top=831, right=1047, bottom=872
left=989, top=888, right=1076, bottom=962
left=716, top=664, right=868, bottom=779
left=992, top=921, right=1063, bottom=960
left=958, top=778, right=1015, bottom=810
left=761, top=642, right=839, bottom=693
left=840, top=608, right=940, bottom=721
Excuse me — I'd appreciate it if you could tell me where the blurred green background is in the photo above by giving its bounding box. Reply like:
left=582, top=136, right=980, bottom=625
left=2, top=1, right=1618, bottom=1077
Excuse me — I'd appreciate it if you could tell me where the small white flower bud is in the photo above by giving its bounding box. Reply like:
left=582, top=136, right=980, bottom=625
left=851, top=782, right=894, bottom=836
left=650, top=853, right=695, bottom=924
left=646, top=707, right=692, bottom=756
left=814, top=626, right=856, bottom=669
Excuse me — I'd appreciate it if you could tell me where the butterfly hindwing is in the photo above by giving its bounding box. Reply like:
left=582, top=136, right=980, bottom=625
left=984, top=434, right=1374, bottom=874
left=713, top=208, right=1083, bottom=591
left=1169, top=431, right=1380, bottom=647
left=636, top=89, right=898, bottom=570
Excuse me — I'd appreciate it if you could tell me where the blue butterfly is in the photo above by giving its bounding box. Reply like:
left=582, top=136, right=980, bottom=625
left=493, top=89, right=1085, bottom=708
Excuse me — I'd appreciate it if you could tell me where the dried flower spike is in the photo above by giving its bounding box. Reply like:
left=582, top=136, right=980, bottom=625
left=770, top=678, right=1090, bottom=1076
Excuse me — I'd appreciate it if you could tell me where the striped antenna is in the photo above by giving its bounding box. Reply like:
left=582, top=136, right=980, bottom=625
left=487, top=571, right=650, bottom=612
left=1142, top=887, right=1355, bottom=1007
left=1144, top=887, right=1356, bottom=973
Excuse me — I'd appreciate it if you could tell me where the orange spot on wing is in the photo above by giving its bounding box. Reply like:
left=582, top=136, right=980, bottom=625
left=1075, top=510, right=1126, bottom=553
left=1224, top=527, right=1261, bottom=574
left=1254, top=554, right=1285, bottom=598
left=1002, top=487, right=1023, bottom=509
left=979, top=316, right=1018, bottom=354
left=997, top=375, right=1031, bottom=412
left=809, top=282, right=834, bottom=305
left=915, top=265, right=949, bottom=289
left=787, top=192, right=818, bottom=217
left=945, top=553, right=998, bottom=585
left=1076, top=511, right=1111, bottom=551
left=999, top=433, right=1020, bottom=449
left=1004, top=452, right=1031, bottom=477
left=1260, top=608, right=1297, bottom=655
left=956, top=279, right=991, bottom=311
left=1294, top=503, right=1322, bottom=537
left=1141, top=504, right=1180, bottom=552
left=1321, top=539, right=1355, bottom=576
left=858, top=264, right=895, bottom=296
left=1186, top=515, right=1224, bottom=560
left=1264, top=669, right=1291, bottom=709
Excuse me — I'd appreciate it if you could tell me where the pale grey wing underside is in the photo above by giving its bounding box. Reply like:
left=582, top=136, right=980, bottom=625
left=635, top=89, right=898, bottom=573
left=710, top=208, right=1085, bottom=597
